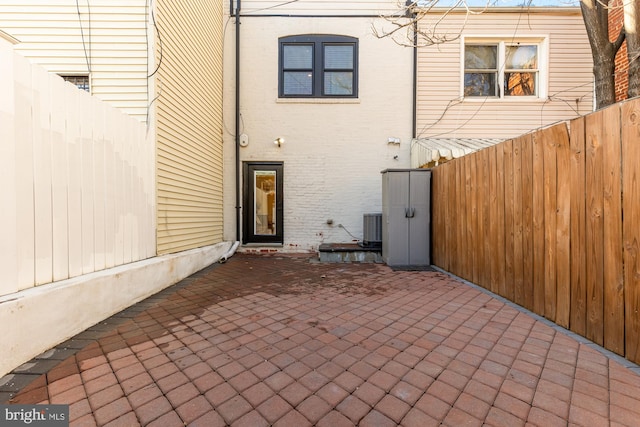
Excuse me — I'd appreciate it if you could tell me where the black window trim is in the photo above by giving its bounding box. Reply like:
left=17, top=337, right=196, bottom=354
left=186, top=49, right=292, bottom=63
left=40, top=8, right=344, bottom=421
left=279, top=34, right=358, bottom=99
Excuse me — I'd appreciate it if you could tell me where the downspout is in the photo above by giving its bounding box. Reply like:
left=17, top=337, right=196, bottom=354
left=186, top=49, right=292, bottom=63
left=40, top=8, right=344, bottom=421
left=412, top=11, right=418, bottom=139
left=234, top=0, right=241, bottom=242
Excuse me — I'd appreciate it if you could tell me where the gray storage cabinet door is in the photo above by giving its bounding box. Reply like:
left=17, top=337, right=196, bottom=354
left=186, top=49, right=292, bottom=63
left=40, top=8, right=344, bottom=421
left=382, top=171, right=410, bottom=266
left=381, top=169, right=431, bottom=267
left=408, top=170, right=431, bottom=265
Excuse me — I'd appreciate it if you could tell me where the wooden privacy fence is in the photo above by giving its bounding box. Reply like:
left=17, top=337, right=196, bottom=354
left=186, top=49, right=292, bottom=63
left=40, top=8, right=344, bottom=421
left=431, top=98, right=640, bottom=364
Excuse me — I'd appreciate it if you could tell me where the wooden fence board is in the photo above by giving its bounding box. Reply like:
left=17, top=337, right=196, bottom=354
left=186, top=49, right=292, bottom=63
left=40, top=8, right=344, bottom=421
left=464, top=155, right=474, bottom=282
left=440, top=163, right=449, bottom=270
left=470, top=154, right=480, bottom=285
left=521, top=134, right=533, bottom=311
left=623, top=99, right=640, bottom=364
left=569, top=116, right=587, bottom=336
left=602, top=104, right=624, bottom=354
left=489, top=146, right=500, bottom=294
left=476, top=151, right=485, bottom=289
left=495, top=146, right=506, bottom=297
left=532, top=131, right=545, bottom=316
left=503, top=140, right=515, bottom=301
left=456, top=158, right=468, bottom=280
left=448, top=162, right=456, bottom=272
left=555, top=124, right=571, bottom=329
left=542, top=126, right=557, bottom=322
left=521, top=134, right=534, bottom=311
left=438, top=164, right=448, bottom=269
left=442, top=163, right=452, bottom=271
left=431, top=166, right=442, bottom=267
left=444, top=164, right=452, bottom=270
left=585, top=110, right=605, bottom=346
left=513, top=137, right=525, bottom=306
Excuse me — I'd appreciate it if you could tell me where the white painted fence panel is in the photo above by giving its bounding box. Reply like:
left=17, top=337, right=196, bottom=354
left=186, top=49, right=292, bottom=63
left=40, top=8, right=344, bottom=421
left=50, top=73, right=69, bottom=282
left=14, top=53, right=35, bottom=291
left=32, top=65, right=54, bottom=285
left=93, top=100, right=107, bottom=273
left=0, top=43, right=155, bottom=297
left=66, top=86, right=83, bottom=279
left=0, top=40, right=18, bottom=296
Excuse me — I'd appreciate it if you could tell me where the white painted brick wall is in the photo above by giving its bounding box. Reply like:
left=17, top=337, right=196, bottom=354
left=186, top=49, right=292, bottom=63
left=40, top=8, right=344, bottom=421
left=223, top=16, right=414, bottom=252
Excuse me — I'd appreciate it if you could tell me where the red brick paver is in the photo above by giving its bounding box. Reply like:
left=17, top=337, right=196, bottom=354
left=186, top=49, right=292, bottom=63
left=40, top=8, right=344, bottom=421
left=3, top=254, right=640, bottom=426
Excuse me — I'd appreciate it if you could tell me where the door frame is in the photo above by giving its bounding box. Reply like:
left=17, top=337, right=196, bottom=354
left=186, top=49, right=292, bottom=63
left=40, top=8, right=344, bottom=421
left=243, top=162, right=284, bottom=244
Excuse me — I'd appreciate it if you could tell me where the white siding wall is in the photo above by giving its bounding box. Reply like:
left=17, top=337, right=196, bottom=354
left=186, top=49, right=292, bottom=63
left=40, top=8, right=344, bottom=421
left=223, top=15, right=414, bottom=251
left=0, top=0, right=149, bottom=121
left=416, top=9, right=593, bottom=140
left=0, top=42, right=155, bottom=296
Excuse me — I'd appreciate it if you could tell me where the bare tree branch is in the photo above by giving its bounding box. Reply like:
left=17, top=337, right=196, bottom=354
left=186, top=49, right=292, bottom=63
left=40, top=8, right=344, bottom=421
left=373, top=0, right=640, bottom=109
left=371, top=0, right=494, bottom=47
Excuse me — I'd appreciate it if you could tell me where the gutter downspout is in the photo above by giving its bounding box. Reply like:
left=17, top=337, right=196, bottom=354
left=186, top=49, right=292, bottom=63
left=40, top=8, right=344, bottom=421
left=234, top=0, right=241, bottom=242
left=219, top=241, right=240, bottom=263
left=412, top=10, right=418, bottom=139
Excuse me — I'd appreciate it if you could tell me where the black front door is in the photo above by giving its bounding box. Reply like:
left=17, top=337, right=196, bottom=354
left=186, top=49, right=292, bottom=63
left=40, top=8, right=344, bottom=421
left=243, top=162, right=283, bottom=244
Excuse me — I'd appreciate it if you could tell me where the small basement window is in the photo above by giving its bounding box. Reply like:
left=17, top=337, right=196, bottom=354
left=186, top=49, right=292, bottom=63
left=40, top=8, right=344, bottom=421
left=60, top=75, right=90, bottom=92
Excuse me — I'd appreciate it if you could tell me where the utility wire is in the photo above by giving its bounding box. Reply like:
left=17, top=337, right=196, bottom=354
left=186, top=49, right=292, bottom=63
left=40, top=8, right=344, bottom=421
left=412, top=0, right=629, bottom=139
left=147, top=4, right=163, bottom=78
left=75, top=0, right=92, bottom=73
left=242, top=0, right=300, bottom=14
left=146, top=0, right=166, bottom=125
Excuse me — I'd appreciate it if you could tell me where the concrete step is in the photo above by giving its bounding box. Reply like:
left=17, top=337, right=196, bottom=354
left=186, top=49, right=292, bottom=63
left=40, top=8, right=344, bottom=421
left=318, top=243, right=382, bottom=263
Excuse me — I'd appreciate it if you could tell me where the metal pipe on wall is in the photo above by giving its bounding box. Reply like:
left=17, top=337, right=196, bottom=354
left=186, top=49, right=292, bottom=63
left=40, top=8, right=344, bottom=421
left=234, top=0, right=241, bottom=242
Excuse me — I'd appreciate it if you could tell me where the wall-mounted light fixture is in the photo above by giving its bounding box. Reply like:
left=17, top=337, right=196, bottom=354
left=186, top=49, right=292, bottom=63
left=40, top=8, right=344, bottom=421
left=274, top=137, right=285, bottom=147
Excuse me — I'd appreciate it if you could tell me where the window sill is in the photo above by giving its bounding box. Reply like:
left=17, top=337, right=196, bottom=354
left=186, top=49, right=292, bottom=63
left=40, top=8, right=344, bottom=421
left=276, top=98, right=361, bottom=105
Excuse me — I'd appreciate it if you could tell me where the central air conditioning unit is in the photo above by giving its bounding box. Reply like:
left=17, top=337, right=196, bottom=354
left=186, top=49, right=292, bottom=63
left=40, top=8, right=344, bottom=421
left=361, top=213, right=382, bottom=248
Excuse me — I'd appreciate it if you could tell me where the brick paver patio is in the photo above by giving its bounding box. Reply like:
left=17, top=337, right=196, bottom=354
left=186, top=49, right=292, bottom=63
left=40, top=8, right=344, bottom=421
left=2, top=254, right=640, bottom=426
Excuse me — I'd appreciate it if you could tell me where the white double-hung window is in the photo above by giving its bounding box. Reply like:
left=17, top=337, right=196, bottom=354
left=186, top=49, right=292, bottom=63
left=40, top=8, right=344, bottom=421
left=463, top=38, right=546, bottom=99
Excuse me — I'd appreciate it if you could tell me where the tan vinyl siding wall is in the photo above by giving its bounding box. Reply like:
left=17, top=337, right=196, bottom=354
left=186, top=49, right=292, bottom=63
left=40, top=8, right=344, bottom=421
left=155, top=0, right=224, bottom=254
left=0, top=1, right=149, bottom=121
left=416, top=10, right=593, bottom=140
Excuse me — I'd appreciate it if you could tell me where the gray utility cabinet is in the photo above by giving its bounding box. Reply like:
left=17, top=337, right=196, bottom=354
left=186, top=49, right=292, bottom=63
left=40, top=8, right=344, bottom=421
left=381, top=169, right=431, bottom=267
